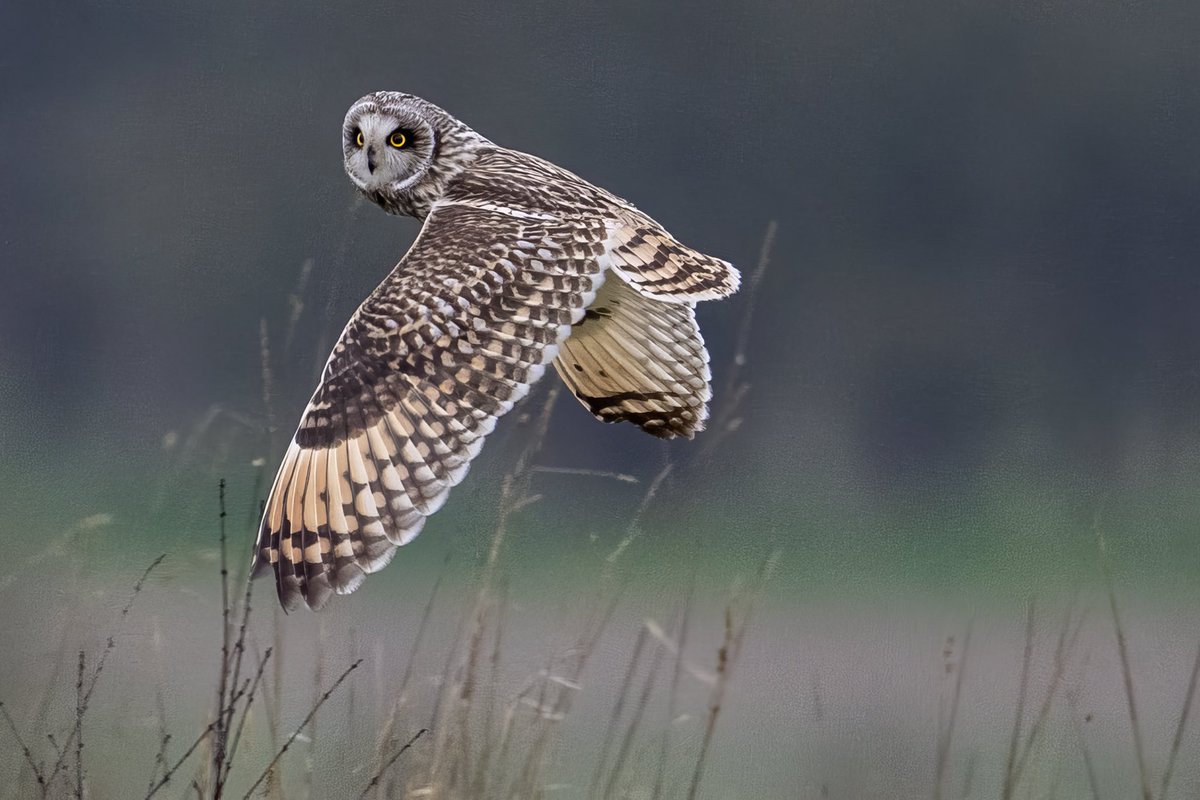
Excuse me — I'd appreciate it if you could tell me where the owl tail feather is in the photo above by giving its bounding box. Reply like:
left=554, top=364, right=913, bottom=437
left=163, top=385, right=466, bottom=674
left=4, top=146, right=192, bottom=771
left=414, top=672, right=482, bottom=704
left=607, top=216, right=740, bottom=303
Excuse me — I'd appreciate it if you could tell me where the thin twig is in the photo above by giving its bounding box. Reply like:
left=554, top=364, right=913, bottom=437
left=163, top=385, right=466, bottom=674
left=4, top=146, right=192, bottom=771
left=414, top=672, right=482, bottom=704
left=217, top=572, right=256, bottom=792
left=242, top=658, right=364, bottom=800
left=146, top=726, right=170, bottom=798
left=268, top=609, right=283, bottom=800
left=372, top=556, right=444, bottom=782
left=222, top=647, right=274, bottom=789
left=145, top=718, right=221, bottom=799
left=357, top=728, right=428, bottom=799
left=74, top=651, right=84, bottom=799
left=26, top=620, right=73, bottom=799
left=45, top=555, right=167, bottom=791
left=0, top=701, right=46, bottom=790
left=213, top=478, right=231, bottom=793
left=87, top=553, right=168, bottom=708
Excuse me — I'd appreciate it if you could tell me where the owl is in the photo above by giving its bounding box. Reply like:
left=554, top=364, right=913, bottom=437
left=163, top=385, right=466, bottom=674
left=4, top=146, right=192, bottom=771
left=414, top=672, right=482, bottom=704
left=252, top=92, right=740, bottom=610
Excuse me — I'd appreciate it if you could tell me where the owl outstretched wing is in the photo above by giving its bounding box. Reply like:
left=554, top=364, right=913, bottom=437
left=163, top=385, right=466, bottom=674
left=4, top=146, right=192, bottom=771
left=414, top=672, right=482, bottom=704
left=253, top=202, right=607, bottom=610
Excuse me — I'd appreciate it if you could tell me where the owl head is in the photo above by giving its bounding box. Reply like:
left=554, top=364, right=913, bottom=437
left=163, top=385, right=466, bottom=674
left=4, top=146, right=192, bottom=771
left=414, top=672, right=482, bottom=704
left=342, top=92, right=488, bottom=218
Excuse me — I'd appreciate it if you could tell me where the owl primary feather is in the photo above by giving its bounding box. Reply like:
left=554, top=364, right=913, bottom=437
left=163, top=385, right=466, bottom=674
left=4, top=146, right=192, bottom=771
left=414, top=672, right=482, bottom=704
left=252, top=91, right=740, bottom=610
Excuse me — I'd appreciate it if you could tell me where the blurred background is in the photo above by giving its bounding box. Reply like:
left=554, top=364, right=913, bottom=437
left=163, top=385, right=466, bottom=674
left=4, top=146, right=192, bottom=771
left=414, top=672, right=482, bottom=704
left=2, top=1, right=1200, bottom=797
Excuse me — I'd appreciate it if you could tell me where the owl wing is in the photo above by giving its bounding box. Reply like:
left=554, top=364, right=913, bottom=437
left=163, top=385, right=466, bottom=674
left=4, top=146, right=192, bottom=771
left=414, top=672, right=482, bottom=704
left=553, top=277, right=712, bottom=439
left=446, top=148, right=740, bottom=303
left=253, top=202, right=608, bottom=610
left=444, top=149, right=737, bottom=437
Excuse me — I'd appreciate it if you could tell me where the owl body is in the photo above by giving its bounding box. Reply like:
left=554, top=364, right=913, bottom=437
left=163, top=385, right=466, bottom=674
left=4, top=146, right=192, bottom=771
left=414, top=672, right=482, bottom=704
left=253, top=92, right=740, bottom=610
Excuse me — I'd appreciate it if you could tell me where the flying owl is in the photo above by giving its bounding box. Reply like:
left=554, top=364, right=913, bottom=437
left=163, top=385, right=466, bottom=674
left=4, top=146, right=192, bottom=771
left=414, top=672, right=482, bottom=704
left=252, top=92, right=740, bottom=610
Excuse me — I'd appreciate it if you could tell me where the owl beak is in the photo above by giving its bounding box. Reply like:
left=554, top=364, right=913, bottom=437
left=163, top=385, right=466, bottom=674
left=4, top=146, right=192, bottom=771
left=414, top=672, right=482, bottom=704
left=366, top=146, right=377, bottom=174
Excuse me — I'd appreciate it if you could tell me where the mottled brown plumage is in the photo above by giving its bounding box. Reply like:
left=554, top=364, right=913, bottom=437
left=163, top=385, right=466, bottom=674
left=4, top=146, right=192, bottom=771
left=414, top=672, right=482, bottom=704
left=253, top=92, right=739, bottom=609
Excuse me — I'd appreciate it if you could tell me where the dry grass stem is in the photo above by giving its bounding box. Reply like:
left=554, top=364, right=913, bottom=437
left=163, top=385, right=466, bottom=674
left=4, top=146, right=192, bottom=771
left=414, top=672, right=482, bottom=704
left=371, top=565, right=447, bottom=797
left=606, top=462, right=673, bottom=565
left=686, top=608, right=734, bottom=800
left=1011, top=603, right=1085, bottom=789
left=1001, top=600, right=1036, bottom=800
left=283, top=258, right=314, bottom=355
left=700, top=219, right=776, bottom=456
left=588, top=626, right=649, bottom=800
left=531, top=466, right=639, bottom=483
left=686, top=551, right=778, bottom=800
left=1159, top=639, right=1200, bottom=800
left=604, top=623, right=667, bottom=800
left=1065, top=678, right=1101, bottom=800
left=1101, top=545, right=1152, bottom=800
left=934, top=620, right=972, bottom=800
left=304, top=616, right=327, bottom=799
left=652, top=597, right=692, bottom=800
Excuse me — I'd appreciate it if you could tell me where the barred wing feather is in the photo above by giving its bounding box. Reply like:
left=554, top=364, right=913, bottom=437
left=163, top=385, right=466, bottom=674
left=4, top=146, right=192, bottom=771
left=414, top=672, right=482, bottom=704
left=252, top=203, right=607, bottom=610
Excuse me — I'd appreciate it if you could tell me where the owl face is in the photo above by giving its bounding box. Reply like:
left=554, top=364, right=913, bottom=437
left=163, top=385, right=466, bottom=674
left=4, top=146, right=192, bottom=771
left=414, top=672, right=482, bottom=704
left=343, top=98, right=437, bottom=195
left=342, top=92, right=490, bottom=218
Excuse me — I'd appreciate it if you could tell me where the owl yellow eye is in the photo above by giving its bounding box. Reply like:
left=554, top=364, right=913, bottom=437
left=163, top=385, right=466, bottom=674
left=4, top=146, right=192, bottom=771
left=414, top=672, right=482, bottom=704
left=388, top=131, right=407, bottom=149
left=354, top=130, right=364, bottom=148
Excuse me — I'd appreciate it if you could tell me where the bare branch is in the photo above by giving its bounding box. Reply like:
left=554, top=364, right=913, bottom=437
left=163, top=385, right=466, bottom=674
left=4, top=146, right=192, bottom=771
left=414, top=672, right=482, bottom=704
left=357, top=728, right=428, bottom=799
left=241, top=658, right=364, bottom=800
left=0, top=701, right=46, bottom=790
